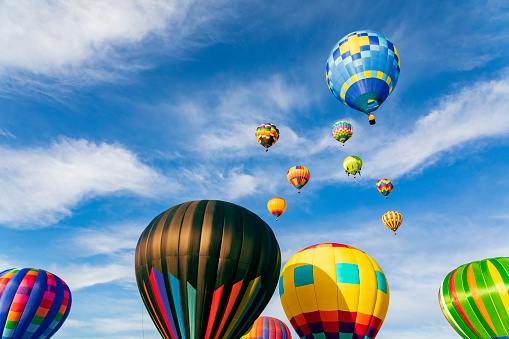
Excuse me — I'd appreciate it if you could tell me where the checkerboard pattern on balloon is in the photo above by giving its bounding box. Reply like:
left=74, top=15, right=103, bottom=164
left=279, top=244, right=389, bottom=339
left=326, top=31, right=400, bottom=115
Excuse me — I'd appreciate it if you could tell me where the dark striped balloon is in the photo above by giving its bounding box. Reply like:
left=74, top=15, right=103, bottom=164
left=0, top=268, right=72, bottom=339
left=439, top=257, right=509, bottom=339
left=241, top=316, right=292, bottom=339
left=135, top=200, right=281, bottom=339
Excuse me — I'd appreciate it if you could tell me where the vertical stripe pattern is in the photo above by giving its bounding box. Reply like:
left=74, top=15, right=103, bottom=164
left=0, top=268, right=71, bottom=339
left=439, top=257, right=509, bottom=339
left=135, top=200, right=281, bottom=339
left=241, top=316, right=292, bottom=339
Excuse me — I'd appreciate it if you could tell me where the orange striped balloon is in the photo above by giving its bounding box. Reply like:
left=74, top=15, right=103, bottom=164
left=267, top=197, right=287, bottom=221
left=287, top=166, right=310, bottom=193
left=241, top=316, right=292, bottom=339
left=382, top=211, right=403, bottom=235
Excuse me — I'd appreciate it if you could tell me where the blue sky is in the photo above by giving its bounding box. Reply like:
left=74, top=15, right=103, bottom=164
left=1, top=0, right=509, bottom=338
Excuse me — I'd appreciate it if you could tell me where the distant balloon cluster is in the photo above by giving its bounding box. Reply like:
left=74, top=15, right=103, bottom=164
left=134, top=29, right=505, bottom=339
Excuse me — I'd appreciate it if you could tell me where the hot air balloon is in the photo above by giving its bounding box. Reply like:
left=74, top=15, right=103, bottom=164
left=326, top=30, right=401, bottom=125
left=439, top=257, right=509, bottom=339
left=382, top=211, right=402, bottom=234
left=240, top=316, right=292, bottom=339
left=0, top=268, right=72, bottom=339
left=331, top=121, right=353, bottom=146
left=256, top=123, right=279, bottom=152
left=267, top=197, right=286, bottom=221
left=135, top=200, right=281, bottom=339
left=343, top=156, right=362, bottom=178
left=376, top=179, right=393, bottom=199
left=279, top=243, right=389, bottom=339
left=287, top=166, right=310, bottom=193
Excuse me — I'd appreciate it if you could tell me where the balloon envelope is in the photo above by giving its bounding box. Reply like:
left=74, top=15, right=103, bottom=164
left=382, top=211, right=402, bottom=234
left=331, top=121, right=353, bottom=146
left=135, top=200, right=281, bottom=339
left=279, top=243, right=389, bottom=339
left=287, top=166, right=310, bottom=193
left=376, top=179, right=393, bottom=198
left=0, top=268, right=72, bottom=339
left=267, top=197, right=286, bottom=220
left=343, top=156, right=362, bottom=177
left=439, top=257, right=509, bottom=339
left=326, top=30, right=400, bottom=125
left=256, top=123, right=279, bottom=151
left=241, top=316, right=291, bottom=339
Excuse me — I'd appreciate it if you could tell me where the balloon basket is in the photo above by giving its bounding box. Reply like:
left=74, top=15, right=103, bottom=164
left=369, top=115, right=376, bottom=125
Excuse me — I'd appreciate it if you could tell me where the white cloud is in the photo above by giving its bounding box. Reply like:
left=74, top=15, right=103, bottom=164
left=364, top=74, right=509, bottom=179
left=0, top=137, right=174, bottom=227
left=0, top=0, right=245, bottom=91
left=55, top=263, right=133, bottom=290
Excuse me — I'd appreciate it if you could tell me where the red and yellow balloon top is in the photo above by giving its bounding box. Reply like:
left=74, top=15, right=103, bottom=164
left=287, top=166, right=310, bottom=193
left=279, top=243, right=389, bottom=339
left=241, top=316, right=292, bottom=339
left=267, top=197, right=286, bottom=221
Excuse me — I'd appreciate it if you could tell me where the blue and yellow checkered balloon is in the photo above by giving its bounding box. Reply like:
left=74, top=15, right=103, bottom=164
left=326, top=30, right=400, bottom=125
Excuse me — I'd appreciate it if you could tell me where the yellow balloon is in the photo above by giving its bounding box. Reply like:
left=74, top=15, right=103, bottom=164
left=279, top=243, right=389, bottom=339
left=267, top=197, right=286, bottom=221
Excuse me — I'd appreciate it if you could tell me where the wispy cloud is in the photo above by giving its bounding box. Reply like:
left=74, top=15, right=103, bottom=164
left=0, top=129, right=15, bottom=138
left=0, top=137, right=174, bottom=227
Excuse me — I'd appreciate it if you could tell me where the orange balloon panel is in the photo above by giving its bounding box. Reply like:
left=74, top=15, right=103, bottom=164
left=241, top=316, right=292, bottom=339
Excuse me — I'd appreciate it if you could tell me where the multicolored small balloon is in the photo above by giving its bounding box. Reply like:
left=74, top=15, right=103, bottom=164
left=343, top=156, right=362, bottom=178
left=382, top=211, right=403, bottom=234
left=376, top=179, right=393, bottom=199
left=267, top=197, right=287, bottom=221
left=255, top=123, right=279, bottom=151
left=241, top=316, right=292, bottom=339
left=0, top=268, right=72, bottom=339
left=287, top=166, right=310, bottom=193
left=331, top=121, right=353, bottom=146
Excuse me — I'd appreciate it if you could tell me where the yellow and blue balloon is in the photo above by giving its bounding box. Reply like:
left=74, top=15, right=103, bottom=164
left=326, top=30, right=400, bottom=125
left=279, top=243, right=390, bottom=339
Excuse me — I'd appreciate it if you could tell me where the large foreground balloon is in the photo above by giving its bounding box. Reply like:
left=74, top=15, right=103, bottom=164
left=343, top=156, right=362, bottom=178
left=326, top=30, right=401, bottom=125
left=439, top=257, right=509, bottom=339
left=267, top=197, right=286, bottom=221
left=331, top=121, right=353, bottom=146
left=382, top=211, right=402, bottom=235
left=376, top=179, right=393, bottom=199
left=256, top=123, right=279, bottom=152
left=287, top=166, right=310, bottom=193
left=279, top=243, right=390, bottom=339
left=241, top=316, right=292, bottom=339
left=135, top=200, right=281, bottom=339
left=0, top=268, right=72, bottom=339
